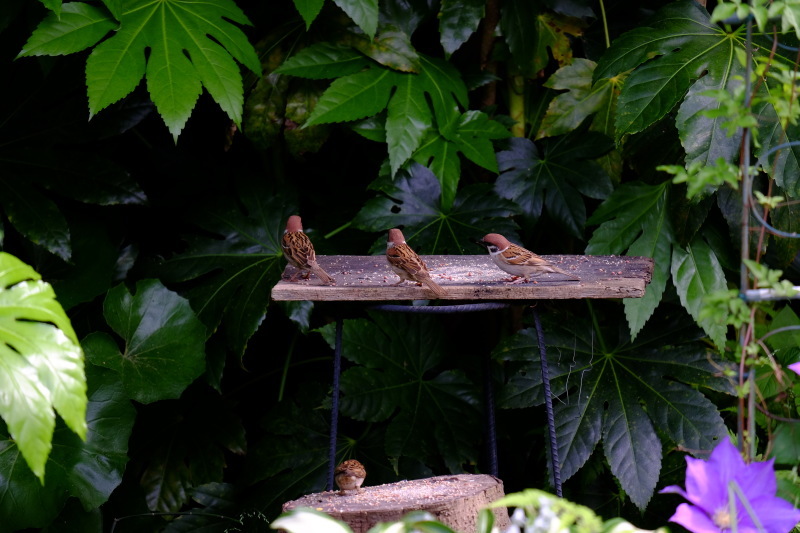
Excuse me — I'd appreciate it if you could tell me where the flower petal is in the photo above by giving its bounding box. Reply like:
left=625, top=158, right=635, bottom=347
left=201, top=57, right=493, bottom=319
left=788, top=362, right=800, bottom=376
left=740, top=494, right=800, bottom=533
left=684, top=456, right=726, bottom=512
left=669, top=503, right=721, bottom=533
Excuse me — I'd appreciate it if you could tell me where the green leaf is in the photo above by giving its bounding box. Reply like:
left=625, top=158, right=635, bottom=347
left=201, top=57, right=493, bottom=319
left=275, top=43, right=370, bottom=79
left=85, top=0, right=261, bottom=141
left=39, top=0, right=62, bottom=16
left=439, top=0, right=483, bottom=58
left=82, top=279, right=206, bottom=403
left=493, top=312, right=730, bottom=510
left=293, top=0, right=325, bottom=29
left=320, top=313, right=481, bottom=471
left=495, top=134, right=613, bottom=238
left=539, top=59, right=615, bottom=139
left=500, top=0, right=543, bottom=77
left=0, top=252, right=86, bottom=484
left=18, top=2, right=117, bottom=57
left=304, top=68, right=399, bottom=126
left=346, top=25, right=421, bottom=72
left=675, top=60, right=745, bottom=167
left=0, top=177, right=71, bottom=261
left=586, top=182, right=673, bottom=336
left=332, top=0, right=378, bottom=39
left=352, top=162, right=520, bottom=254
left=159, top=191, right=293, bottom=360
left=137, top=388, right=245, bottom=513
left=595, top=1, right=741, bottom=141
left=671, top=237, right=728, bottom=349
left=387, top=74, right=433, bottom=176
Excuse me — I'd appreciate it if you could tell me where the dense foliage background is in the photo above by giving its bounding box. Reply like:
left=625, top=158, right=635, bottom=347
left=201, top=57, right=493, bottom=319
left=1, top=0, right=800, bottom=531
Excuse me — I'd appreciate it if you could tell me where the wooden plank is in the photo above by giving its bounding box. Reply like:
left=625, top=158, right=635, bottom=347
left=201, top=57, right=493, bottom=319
left=270, top=255, right=653, bottom=301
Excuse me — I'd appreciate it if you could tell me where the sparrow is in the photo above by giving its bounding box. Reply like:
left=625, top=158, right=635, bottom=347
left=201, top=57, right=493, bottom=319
left=476, top=233, right=580, bottom=282
left=386, top=228, right=448, bottom=298
left=334, top=459, right=366, bottom=495
left=281, top=215, right=335, bottom=284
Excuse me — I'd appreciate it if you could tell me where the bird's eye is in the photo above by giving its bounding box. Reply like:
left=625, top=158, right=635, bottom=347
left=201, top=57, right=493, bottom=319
left=488, top=245, right=498, bottom=253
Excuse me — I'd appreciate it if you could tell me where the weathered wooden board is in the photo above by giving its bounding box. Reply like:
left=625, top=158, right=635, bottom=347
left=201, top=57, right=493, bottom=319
left=270, top=255, right=653, bottom=301
left=282, top=474, right=510, bottom=533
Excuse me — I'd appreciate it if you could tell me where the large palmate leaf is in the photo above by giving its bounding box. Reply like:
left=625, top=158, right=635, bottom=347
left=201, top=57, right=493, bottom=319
left=493, top=312, right=732, bottom=511
left=0, top=252, right=86, bottom=484
left=82, top=279, right=206, bottom=404
left=159, top=191, right=294, bottom=360
left=495, top=134, right=613, bottom=238
left=439, top=0, right=483, bottom=58
left=671, top=237, right=728, bottom=349
left=586, top=181, right=673, bottom=339
left=135, top=388, right=246, bottom=513
left=279, top=48, right=507, bottom=208
left=320, top=313, right=481, bottom=472
left=352, top=162, right=520, bottom=254
left=20, top=0, right=261, bottom=141
left=0, top=365, right=135, bottom=530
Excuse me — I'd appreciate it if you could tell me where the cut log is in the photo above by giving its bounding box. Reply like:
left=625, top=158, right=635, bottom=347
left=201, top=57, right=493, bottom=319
left=282, top=474, right=510, bottom=533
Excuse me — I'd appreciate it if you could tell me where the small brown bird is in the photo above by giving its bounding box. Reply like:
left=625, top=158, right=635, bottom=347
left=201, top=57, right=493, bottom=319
left=281, top=215, right=335, bottom=284
left=476, top=233, right=579, bottom=282
left=334, top=459, right=366, bottom=495
left=386, top=228, right=448, bottom=298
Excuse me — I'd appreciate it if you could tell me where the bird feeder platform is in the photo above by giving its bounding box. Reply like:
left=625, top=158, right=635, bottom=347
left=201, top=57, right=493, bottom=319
left=270, top=254, right=653, bottom=301
left=282, top=474, right=510, bottom=533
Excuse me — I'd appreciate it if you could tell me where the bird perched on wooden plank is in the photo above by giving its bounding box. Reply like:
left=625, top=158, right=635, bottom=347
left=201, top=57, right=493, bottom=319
left=281, top=215, right=335, bottom=284
left=476, top=233, right=579, bottom=282
left=334, top=459, right=366, bottom=495
left=386, top=228, right=448, bottom=298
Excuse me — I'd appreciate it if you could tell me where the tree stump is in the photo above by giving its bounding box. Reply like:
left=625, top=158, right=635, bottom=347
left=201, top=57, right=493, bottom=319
left=282, top=474, right=510, bottom=533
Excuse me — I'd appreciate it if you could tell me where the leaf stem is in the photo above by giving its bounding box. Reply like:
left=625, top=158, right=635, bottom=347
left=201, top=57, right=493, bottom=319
left=585, top=300, right=608, bottom=353
left=324, top=221, right=352, bottom=239
left=599, top=0, right=611, bottom=49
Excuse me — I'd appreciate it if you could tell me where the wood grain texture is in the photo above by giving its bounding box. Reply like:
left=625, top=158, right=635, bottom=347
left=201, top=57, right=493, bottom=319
left=271, top=255, right=653, bottom=301
left=283, top=474, right=510, bottom=533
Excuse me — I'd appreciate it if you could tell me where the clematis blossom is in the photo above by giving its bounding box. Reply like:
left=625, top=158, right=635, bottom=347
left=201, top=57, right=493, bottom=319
left=788, top=362, right=800, bottom=377
left=660, top=439, right=800, bottom=533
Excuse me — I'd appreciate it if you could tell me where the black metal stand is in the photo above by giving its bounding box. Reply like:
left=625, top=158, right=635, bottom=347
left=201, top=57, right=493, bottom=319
left=326, top=302, right=562, bottom=491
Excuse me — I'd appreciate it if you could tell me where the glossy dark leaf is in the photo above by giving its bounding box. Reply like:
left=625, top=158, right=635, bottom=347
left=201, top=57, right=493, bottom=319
left=333, top=0, right=379, bottom=38
left=495, top=134, right=613, bottom=237
left=439, top=0, right=483, bottom=58
left=83, top=279, right=206, bottom=403
left=352, top=162, right=520, bottom=254
left=159, top=190, right=294, bottom=359
left=320, top=313, right=481, bottom=471
left=493, top=313, right=731, bottom=510
left=347, top=25, right=421, bottom=72
left=293, top=0, right=325, bottom=29
left=0, top=365, right=134, bottom=530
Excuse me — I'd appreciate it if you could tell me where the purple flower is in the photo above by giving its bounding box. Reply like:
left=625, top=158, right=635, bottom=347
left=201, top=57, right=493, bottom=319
left=660, top=439, right=800, bottom=533
left=788, top=362, right=800, bottom=377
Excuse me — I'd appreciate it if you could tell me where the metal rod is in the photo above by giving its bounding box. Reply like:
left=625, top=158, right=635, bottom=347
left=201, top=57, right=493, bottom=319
left=328, top=317, right=343, bottom=491
left=533, top=307, right=562, bottom=497
left=484, top=350, right=498, bottom=477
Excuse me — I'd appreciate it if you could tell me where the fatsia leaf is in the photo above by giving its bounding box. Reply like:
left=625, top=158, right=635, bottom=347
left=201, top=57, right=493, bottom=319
left=82, top=279, right=206, bottom=404
left=671, top=237, right=728, bottom=349
left=18, top=2, right=117, bottom=57
left=84, top=0, right=261, bottom=141
left=439, top=0, right=484, bottom=58
left=320, top=313, right=481, bottom=471
left=346, top=25, right=421, bottom=72
left=136, top=388, right=246, bottom=513
left=586, top=181, right=673, bottom=337
left=0, top=252, right=86, bottom=484
left=495, top=134, right=613, bottom=238
left=304, top=68, right=400, bottom=126
left=539, top=59, right=615, bottom=139
left=594, top=1, right=741, bottom=142
left=293, top=0, right=325, bottom=29
left=352, top=162, right=520, bottom=254
left=0, top=365, right=134, bottom=530
left=0, top=177, right=71, bottom=261
left=387, top=74, right=433, bottom=176
left=274, top=43, right=370, bottom=79
left=493, top=312, right=731, bottom=510
left=332, top=0, right=378, bottom=39
left=159, top=191, right=294, bottom=360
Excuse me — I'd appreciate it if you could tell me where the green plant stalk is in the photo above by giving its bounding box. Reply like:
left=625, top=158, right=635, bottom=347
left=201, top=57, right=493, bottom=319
left=509, top=75, right=526, bottom=138
left=599, top=0, right=611, bottom=48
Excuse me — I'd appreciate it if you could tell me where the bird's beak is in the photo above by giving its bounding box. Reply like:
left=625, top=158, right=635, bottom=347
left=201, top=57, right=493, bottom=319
left=472, top=237, right=488, bottom=248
